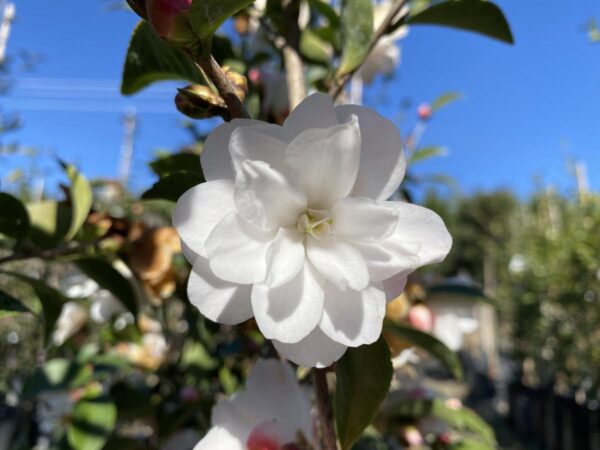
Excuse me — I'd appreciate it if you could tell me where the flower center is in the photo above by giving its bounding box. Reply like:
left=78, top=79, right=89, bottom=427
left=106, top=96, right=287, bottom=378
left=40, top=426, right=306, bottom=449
left=297, top=209, right=332, bottom=240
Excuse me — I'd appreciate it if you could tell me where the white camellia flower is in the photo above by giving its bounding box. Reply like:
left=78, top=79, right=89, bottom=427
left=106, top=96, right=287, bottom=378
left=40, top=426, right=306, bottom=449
left=174, top=93, right=451, bottom=367
left=194, top=359, right=314, bottom=450
left=359, top=1, right=410, bottom=84
left=52, top=302, right=88, bottom=346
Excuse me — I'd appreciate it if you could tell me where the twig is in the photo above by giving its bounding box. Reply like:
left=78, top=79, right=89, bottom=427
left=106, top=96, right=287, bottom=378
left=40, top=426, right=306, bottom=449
left=282, top=0, right=306, bottom=109
left=0, top=239, right=104, bottom=266
left=330, top=0, right=409, bottom=100
left=193, top=54, right=251, bottom=120
left=313, top=367, right=338, bottom=450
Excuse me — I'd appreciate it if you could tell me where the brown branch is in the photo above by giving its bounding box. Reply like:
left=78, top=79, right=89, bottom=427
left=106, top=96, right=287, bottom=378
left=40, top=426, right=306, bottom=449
left=330, top=0, right=409, bottom=100
left=193, top=54, right=251, bottom=120
left=313, top=367, right=338, bottom=450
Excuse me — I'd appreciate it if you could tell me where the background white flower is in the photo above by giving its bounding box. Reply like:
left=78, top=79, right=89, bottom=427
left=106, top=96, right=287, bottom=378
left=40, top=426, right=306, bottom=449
left=359, top=1, right=410, bottom=84
left=174, top=93, right=451, bottom=367
left=52, top=302, right=88, bottom=346
left=194, top=358, right=314, bottom=450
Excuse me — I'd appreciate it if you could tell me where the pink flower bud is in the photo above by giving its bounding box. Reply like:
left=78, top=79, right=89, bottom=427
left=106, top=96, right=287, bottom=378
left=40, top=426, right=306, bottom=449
left=417, top=103, right=432, bottom=121
left=146, top=0, right=196, bottom=46
left=247, top=421, right=287, bottom=450
left=407, top=303, right=433, bottom=332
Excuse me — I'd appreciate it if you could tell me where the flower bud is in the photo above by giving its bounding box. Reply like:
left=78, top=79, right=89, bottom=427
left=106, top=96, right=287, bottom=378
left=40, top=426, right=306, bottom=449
left=146, top=0, right=197, bottom=47
left=126, top=0, right=148, bottom=19
left=175, top=85, right=229, bottom=120
left=407, top=303, right=433, bottom=332
left=417, top=103, right=432, bottom=121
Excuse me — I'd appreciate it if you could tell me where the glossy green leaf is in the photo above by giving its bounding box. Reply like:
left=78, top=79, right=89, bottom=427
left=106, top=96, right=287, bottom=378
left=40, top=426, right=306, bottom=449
left=407, top=0, right=514, bottom=44
left=142, top=171, right=204, bottom=202
left=409, top=146, right=448, bottom=164
left=384, top=322, right=463, bottom=380
left=0, top=272, right=66, bottom=343
left=149, top=152, right=202, bottom=177
left=308, top=0, right=341, bottom=27
left=67, top=394, right=117, bottom=450
left=387, top=398, right=496, bottom=447
left=74, top=257, right=139, bottom=317
left=26, top=201, right=71, bottom=249
left=0, top=288, right=31, bottom=318
left=21, top=359, right=93, bottom=399
left=432, top=91, right=462, bottom=111
left=189, top=0, right=253, bottom=48
left=300, top=29, right=333, bottom=64
left=62, top=162, right=93, bottom=241
left=337, top=0, right=373, bottom=76
left=0, top=192, right=30, bottom=241
left=122, top=21, right=204, bottom=95
left=335, top=336, right=393, bottom=450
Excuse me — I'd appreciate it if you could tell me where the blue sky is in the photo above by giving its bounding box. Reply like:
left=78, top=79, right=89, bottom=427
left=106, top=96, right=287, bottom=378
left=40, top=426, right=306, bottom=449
left=2, top=0, right=600, bottom=197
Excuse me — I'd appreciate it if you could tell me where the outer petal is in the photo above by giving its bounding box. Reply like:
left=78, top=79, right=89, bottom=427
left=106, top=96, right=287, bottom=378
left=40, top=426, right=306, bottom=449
left=306, top=236, right=369, bottom=291
left=194, top=426, right=244, bottom=450
left=282, top=92, right=340, bottom=137
left=234, top=160, right=307, bottom=230
left=332, top=197, right=398, bottom=242
left=353, top=240, right=420, bottom=282
left=252, top=262, right=324, bottom=344
left=173, top=180, right=235, bottom=259
left=274, top=327, right=347, bottom=368
left=188, top=257, right=253, bottom=325
left=335, top=105, right=406, bottom=201
left=229, top=123, right=289, bottom=175
left=386, top=201, right=452, bottom=266
left=264, top=228, right=305, bottom=288
left=319, top=282, right=386, bottom=347
left=202, top=119, right=265, bottom=181
left=382, top=271, right=409, bottom=302
left=284, top=116, right=361, bottom=209
left=205, top=213, right=276, bottom=284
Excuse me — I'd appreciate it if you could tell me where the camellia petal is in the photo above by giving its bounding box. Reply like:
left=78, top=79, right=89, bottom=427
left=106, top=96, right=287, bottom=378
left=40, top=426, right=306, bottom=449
left=336, top=105, right=406, bottom=201
left=353, top=239, right=420, bottom=282
left=172, top=180, right=235, bottom=259
left=331, top=197, right=399, bottom=242
left=386, top=201, right=452, bottom=266
left=205, top=213, right=275, bottom=284
left=319, top=282, right=386, bottom=346
left=252, top=262, right=324, bottom=344
left=284, top=116, right=361, bottom=209
left=193, top=426, right=244, bottom=450
left=264, top=228, right=305, bottom=288
left=282, top=92, right=340, bottom=137
left=229, top=123, right=289, bottom=175
left=306, top=236, right=369, bottom=291
left=234, top=160, right=307, bottom=230
left=188, top=257, right=253, bottom=325
left=202, top=119, right=264, bottom=181
left=383, top=271, right=409, bottom=302
left=273, top=327, right=347, bottom=368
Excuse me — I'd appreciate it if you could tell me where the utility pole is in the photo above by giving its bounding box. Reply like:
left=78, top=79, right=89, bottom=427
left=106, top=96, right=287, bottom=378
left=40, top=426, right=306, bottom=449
left=118, top=107, right=137, bottom=188
left=0, top=2, right=15, bottom=65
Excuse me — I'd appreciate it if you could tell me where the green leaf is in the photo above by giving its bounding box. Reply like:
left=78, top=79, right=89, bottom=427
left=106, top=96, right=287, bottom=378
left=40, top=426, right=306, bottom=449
left=431, top=91, right=462, bottom=112
left=388, top=398, right=496, bottom=447
left=189, top=0, right=253, bottom=47
left=122, top=21, right=204, bottom=95
left=384, top=322, right=463, bottom=380
left=0, top=272, right=66, bottom=343
left=407, top=0, right=514, bottom=44
left=149, top=152, right=203, bottom=177
left=300, top=29, right=333, bottom=64
left=62, top=162, right=93, bottom=241
left=0, top=289, right=31, bottom=318
left=335, top=336, right=393, bottom=450
left=26, top=201, right=71, bottom=249
left=21, top=359, right=93, bottom=399
left=308, top=0, right=341, bottom=27
left=142, top=171, right=204, bottom=202
left=409, top=146, right=448, bottom=164
left=67, top=394, right=117, bottom=450
left=74, top=257, right=139, bottom=317
left=0, top=192, right=30, bottom=241
left=337, top=0, right=373, bottom=76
